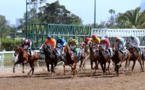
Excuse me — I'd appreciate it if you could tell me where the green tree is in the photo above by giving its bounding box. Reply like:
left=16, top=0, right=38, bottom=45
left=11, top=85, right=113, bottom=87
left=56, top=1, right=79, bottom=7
left=40, top=1, right=82, bottom=24
left=116, top=7, right=145, bottom=28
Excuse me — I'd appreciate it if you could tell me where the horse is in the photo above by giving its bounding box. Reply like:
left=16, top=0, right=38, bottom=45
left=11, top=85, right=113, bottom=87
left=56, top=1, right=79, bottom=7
left=88, top=42, right=99, bottom=74
left=98, top=46, right=111, bottom=74
left=13, top=45, right=39, bottom=75
left=141, top=49, right=145, bottom=68
left=78, top=42, right=90, bottom=71
left=127, top=45, right=144, bottom=72
left=63, top=45, right=78, bottom=77
left=39, top=43, right=61, bottom=75
left=111, top=42, right=131, bottom=75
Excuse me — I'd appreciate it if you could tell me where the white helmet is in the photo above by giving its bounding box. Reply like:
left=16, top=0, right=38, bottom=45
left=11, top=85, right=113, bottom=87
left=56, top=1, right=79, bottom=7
left=101, top=37, right=105, bottom=40
left=25, top=39, right=28, bottom=43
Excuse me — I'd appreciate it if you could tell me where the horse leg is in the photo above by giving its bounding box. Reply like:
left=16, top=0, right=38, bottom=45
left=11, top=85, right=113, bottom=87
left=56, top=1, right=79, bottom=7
left=104, top=63, right=106, bottom=74
left=100, top=63, right=104, bottom=75
left=95, top=61, right=99, bottom=69
left=22, top=63, right=25, bottom=73
left=13, top=62, right=17, bottom=73
left=90, top=60, right=94, bottom=69
left=107, top=60, right=110, bottom=71
left=115, top=65, right=119, bottom=75
left=72, top=62, right=77, bottom=77
left=132, top=60, right=136, bottom=72
left=79, top=59, right=83, bottom=70
left=138, top=58, right=144, bottom=72
left=46, top=64, right=50, bottom=72
left=50, top=63, right=54, bottom=77
left=63, top=64, right=66, bottom=76
left=123, top=59, right=129, bottom=73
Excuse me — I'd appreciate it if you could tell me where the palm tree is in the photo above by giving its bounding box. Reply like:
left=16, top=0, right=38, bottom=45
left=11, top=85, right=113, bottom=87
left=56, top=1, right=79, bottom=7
left=116, top=7, right=145, bottom=28
left=109, top=9, right=115, bottom=16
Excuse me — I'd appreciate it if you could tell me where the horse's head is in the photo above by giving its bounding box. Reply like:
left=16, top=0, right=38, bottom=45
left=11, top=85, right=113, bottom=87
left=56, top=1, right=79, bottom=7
left=14, top=45, right=24, bottom=56
left=79, top=42, right=86, bottom=49
left=63, top=45, right=70, bottom=53
left=40, top=43, right=51, bottom=51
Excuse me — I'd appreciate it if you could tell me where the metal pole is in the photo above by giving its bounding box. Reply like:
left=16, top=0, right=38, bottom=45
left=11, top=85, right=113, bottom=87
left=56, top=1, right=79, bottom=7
left=26, top=0, right=28, bottom=38
left=94, top=0, right=96, bottom=28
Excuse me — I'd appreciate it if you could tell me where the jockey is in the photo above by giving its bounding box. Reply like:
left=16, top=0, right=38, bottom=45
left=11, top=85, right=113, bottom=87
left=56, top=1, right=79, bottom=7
left=91, top=34, right=100, bottom=47
left=55, top=36, right=66, bottom=56
left=115, top=36, right=126, bottom=54
left=84, top=37, right=91, bottom=45
left=100, top=36, right=112, bottom=57
left=21, top=38, right=32, bottom=56
left=68, top=38, right=81, bottom=60
left=56, top=36, right=66, bottom=48
left=68, top=38, right=78, bottom=53
left=129, top=35, right=140, bottom=53
left=45, top=35, right=56, bottom=50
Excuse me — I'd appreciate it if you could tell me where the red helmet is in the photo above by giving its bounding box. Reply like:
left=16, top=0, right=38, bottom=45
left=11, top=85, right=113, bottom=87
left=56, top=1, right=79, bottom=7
left=85, top=37, right=90, bottom=41
left=92, top=34, right=96, bottom=38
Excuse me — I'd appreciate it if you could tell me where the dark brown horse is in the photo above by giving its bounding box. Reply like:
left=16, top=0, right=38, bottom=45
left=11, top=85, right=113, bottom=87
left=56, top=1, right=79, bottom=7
left=127, top=45, right=144, bottom=72
left=98, top=46, right=111, bottom=74
left=63, top=45, right=78, bottom=77
left=40, top=44, right=61, bottom=75
left=13, top=45, right=39, bottom=75
left=111, top=43, right=131, bottom=75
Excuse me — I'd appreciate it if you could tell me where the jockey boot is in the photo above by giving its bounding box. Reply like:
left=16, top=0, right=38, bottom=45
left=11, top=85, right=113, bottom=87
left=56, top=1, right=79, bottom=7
left=119, top=50, right=126, bottom=55
left=108, top=49, right=112, bottom=57
left=77, top=52, right=81, bottom=61
left=28, top=49, right=32, bottom=56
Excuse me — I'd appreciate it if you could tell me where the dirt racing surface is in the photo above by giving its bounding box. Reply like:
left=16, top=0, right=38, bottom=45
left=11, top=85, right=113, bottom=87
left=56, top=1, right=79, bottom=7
left=0, top=62, right=145, bottom=90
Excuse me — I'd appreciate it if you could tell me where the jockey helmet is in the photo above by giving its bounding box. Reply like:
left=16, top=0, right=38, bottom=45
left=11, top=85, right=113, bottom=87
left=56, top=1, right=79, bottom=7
left=69, top=38, right=73, bottom=42
left=92, top=34, right=96, bottom=38
left=130, top=35, right=134, bottom=39
left=115, top=37, right=119, bottom=40
left=85, top=37, right=90, bottom=41
left=57, top=36, right=61, bottom=39
left=101, top=37, right=105, bottom=40
left=47, top=35, right=51, bottom=40
left=22, top=38, right=26, bottom=43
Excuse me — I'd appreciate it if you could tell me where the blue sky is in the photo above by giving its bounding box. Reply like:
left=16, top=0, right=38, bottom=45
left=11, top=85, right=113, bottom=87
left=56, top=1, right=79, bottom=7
left=0, top=0, right=142, bottom=25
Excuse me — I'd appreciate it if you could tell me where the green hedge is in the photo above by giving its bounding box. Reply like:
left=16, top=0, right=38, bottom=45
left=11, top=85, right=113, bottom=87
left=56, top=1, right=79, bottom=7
left=2, top=38, right=22, bottom=51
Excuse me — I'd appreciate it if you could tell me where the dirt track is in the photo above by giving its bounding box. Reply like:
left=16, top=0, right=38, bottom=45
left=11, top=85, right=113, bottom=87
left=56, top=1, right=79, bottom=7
left=0, top=62, right=145, bottom=90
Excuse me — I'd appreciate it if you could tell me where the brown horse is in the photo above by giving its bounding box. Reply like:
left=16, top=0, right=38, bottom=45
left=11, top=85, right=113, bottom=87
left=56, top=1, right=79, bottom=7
left=88, top=42, right=99, bottom=74
left=111, top=43, right=131, bottom=75
left=79, top=42, right=90, bottom=70
left=141, top=49, right=145, bottom=68
left=127, top=45, right=144, bottom=72
left=63, top=45, right=78, bottom=77
left=13, top=45, right=39, bottom=75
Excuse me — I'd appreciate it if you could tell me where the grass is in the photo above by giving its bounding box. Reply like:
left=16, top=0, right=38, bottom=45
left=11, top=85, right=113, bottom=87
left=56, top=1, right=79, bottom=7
left=0, top=54, right=14, bottom=68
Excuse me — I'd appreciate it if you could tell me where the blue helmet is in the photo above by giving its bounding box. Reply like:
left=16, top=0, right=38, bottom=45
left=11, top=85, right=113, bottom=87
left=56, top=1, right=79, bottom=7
left=47, top=35, right=51, bottom=40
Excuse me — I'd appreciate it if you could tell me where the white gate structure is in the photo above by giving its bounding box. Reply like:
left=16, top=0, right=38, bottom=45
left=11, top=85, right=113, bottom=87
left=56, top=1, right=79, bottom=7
left=91, top=28, right=145, bottom=37
left=91, top=28, right=145, bottom=45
